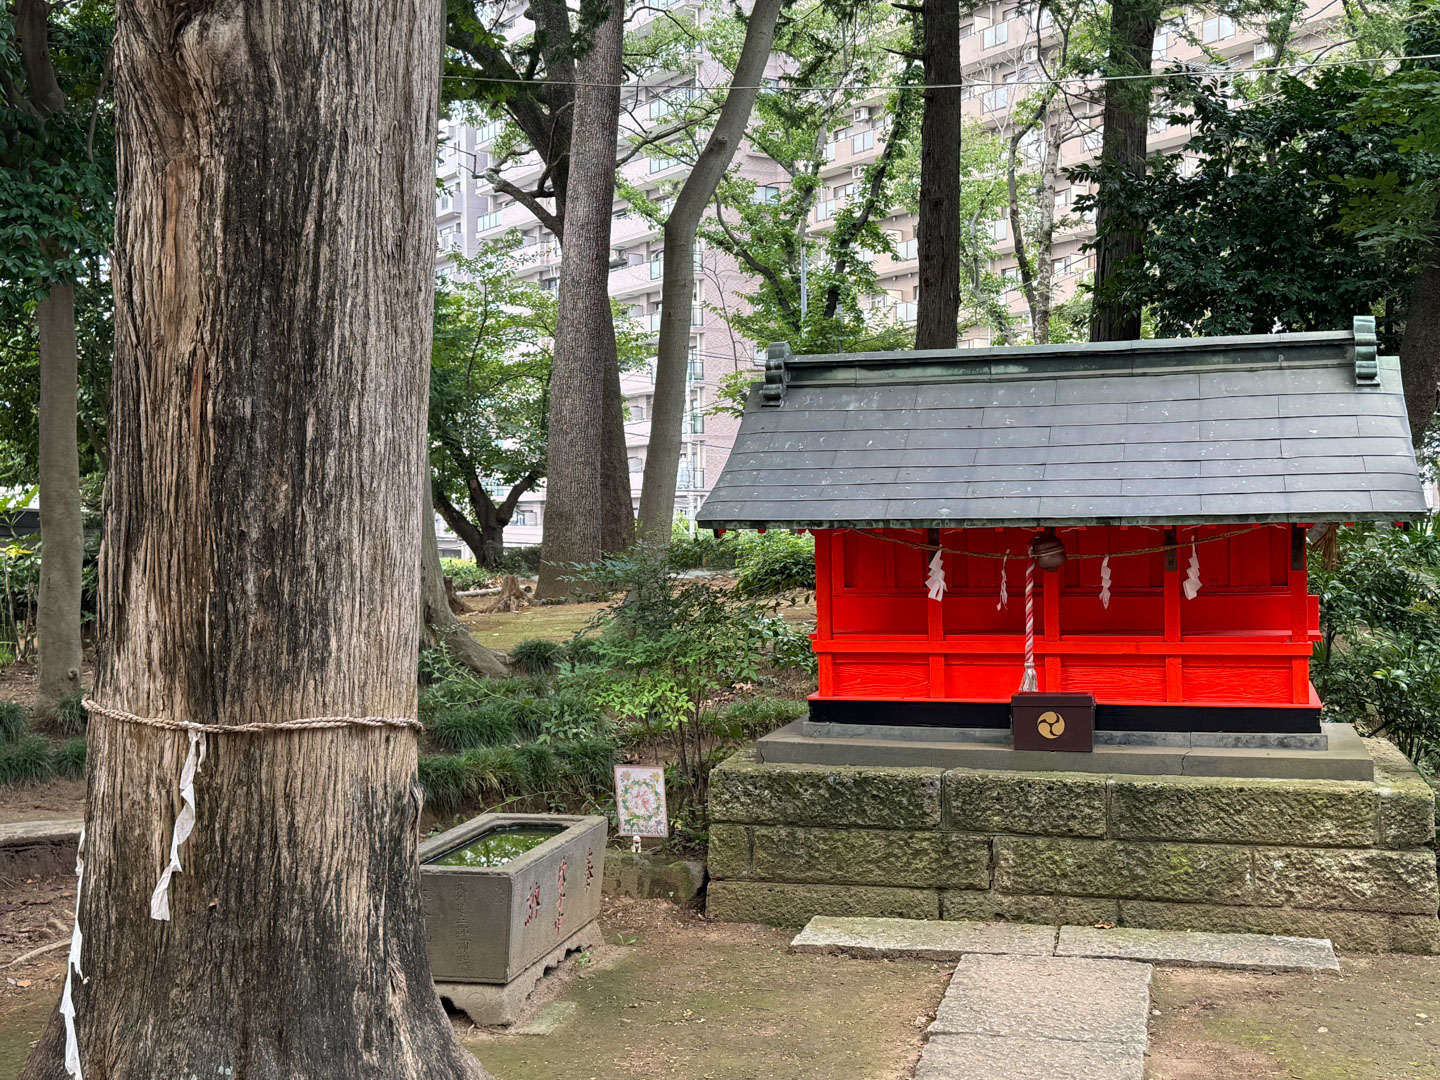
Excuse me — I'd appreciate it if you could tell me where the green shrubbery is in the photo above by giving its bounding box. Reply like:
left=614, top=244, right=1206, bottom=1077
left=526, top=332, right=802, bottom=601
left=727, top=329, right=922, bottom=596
left=440, top=558, right=491, bottom=590
left=1311, top=523, right=1440, bottom=769
left=415, top=541, right=816, bottom=828
left=0, top=703, right=86, bottom=784
left=733, top=530, right=815, bottom=595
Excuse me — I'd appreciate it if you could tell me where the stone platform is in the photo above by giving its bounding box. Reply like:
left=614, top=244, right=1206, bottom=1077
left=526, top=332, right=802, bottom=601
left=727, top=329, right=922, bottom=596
left=706, top=733, right=1439, bottom=953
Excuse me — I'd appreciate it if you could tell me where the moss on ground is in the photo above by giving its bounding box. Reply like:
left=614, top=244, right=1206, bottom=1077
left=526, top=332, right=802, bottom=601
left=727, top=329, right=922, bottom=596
left=458, top=603, right=605, bottom=654
left=1147, top=953, right=1440, bottom=1080
left=465, top=914, right=947, bottom=1080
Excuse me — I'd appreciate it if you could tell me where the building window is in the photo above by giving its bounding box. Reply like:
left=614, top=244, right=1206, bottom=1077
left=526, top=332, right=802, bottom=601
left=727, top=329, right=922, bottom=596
left=852, top=129, right=875, bottom=153
left=649, top=154, right=671, bottom=174
left=982, top=86, right=1009, bottom=111
left=512, top=509, right=537, bottom=527
left=687, top=346, right=704, bottom=380
left=626, top=456, right=644, bottom=473
left=1254, top=41, right=1276, bottom=61
left=1054, top=187, right=1071, bottom=208
left=816, top=199, right=835, bottom=220
left=751, top=184, right=780, bottom=204
left=989, top=217, right=1008, bottom=242
left=982, top=20, right=1009, bottom=48
left=1201, top=15, right=1234, bottom=43
left=650, top=251, right=664, bottom=279
left=1153, top=33, right=1167, bottom=59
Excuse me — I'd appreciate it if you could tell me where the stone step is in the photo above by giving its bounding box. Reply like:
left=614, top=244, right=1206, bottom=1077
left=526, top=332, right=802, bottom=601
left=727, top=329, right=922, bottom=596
left=791, top=916, right=1340, bottom=975
left=1056, top=924, right=1339, bottom=973
left=918, top=954, right=1150, bottom=1080
left=791, top=915, right=1055, bottom=961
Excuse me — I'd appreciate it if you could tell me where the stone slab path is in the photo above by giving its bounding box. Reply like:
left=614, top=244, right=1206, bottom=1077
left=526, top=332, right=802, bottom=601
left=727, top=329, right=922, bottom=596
left=918, top=955, right=1150, bottom=1080
left=790, top=917, right=1340, bottom=1079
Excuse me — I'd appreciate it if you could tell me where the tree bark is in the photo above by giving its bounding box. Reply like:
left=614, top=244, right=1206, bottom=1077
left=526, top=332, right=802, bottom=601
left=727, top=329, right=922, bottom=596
left=536, top=0, right=625, bottom=599
left=636, top=0, right=785, bottom=543
left=1399, top=236, right=1440, bottom=447
left=1088, top=0, right=1162, bottom=342
left=23, top=2, right=490, bottom=1077
left=914, top=0, right=962, bottom=350
left=422, top=500, right=508, bottom=679
left=34, top=280, right=83, bottom=716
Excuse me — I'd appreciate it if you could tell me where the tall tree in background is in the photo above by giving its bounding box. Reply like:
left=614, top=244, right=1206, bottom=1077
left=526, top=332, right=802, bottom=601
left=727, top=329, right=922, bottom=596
left=1088, top=0, right=1164, bottom=341
left=537, top=0, right=628, bottom=598
left=636, top=0, right=786, bottom=542
left=22, top=0, right=490, bottom=1074
left=913, top=0, right=961, bottom=348
left=446, top=0, right=634, bottom=561
left=0, top=1, right=112, bottom=716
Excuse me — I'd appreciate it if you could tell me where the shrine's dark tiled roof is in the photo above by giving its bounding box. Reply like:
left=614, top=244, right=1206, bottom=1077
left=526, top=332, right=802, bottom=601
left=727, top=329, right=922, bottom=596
left=695, top=320, right=1428, bottom=529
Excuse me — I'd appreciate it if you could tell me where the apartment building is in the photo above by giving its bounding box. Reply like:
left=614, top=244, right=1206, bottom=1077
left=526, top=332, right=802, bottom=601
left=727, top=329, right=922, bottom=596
left=435, top=0, right=1344, bottom=551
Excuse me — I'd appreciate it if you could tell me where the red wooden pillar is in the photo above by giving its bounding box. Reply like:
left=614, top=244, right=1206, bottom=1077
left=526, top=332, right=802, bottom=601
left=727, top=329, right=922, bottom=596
left=1163, top=526, right=1183, bottom=702
left=815, top=529, right=835, bottom=696
left=1289, top=524, right=1311, bottom=704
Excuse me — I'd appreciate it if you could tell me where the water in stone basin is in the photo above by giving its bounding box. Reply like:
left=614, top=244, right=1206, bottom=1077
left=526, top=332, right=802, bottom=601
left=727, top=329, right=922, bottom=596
left=428, top=824, right=565, bottom=868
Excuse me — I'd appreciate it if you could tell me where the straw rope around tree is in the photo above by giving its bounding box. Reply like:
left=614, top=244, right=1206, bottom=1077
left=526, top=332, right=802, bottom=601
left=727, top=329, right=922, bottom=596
left=81, top=698, right=424, bottom=734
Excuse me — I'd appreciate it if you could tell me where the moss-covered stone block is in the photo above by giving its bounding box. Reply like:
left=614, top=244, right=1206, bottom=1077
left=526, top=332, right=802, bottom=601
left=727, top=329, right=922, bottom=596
left=994, top=837, right=1255, bottom=904
left=1106, top=775, right=1376, bottom=847
left=1253, top=847, right=1439, bottom=914
left=705, top=881, right=940, bottom=928
left=944, top=769, right=1107, bottom=838
left=603, top=850, right=707, bottom=907
left=1118, top=900, right=1440, bottom=955
left=941, top=889, right=1119, bottom=926
left=709, top=751, right=942, bottom=829
left=1366, top=738, right=1437, bottom=849
left=749, top=827, right=990, bottom=889
left=705, top=824, right=752, bottom=880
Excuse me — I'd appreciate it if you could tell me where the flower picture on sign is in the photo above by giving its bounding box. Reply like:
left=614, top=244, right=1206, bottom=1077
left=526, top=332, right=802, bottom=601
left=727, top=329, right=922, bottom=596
left=614, top=765, right=669, bottom=838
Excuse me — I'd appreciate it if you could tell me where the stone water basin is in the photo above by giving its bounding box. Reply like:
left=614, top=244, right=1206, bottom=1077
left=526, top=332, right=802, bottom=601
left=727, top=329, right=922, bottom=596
left=419, top=812, right=606, bottom=1006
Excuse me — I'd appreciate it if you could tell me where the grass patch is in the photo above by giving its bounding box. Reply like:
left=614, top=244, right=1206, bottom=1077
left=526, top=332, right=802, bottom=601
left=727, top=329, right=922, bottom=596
left=0, top=735, right=54, bottom=785
left=0, top=702, right=29, bottom=743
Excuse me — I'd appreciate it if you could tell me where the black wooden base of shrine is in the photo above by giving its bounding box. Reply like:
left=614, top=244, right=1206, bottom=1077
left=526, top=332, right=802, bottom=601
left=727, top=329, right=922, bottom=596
left=807, top=697, right=1323, bottom=734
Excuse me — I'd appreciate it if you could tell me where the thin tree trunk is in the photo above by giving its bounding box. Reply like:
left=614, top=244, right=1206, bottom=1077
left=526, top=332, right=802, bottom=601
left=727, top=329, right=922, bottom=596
left=637, top=0, right=785, bottom=543
left=536, top=0, right=625, bottom=599
left=34, top=281, right=83, bottom=716
left=600, top=356, right=634, bottom=555
left=1089, top=0, right=1161, bottom=342
left=1399, top=211, right=1440, bottom=446
left=422, top=500, right=508, bottom=678
left=915, top=0, right=962, bottom=350
left=23, top=1, right=489, bottom=1076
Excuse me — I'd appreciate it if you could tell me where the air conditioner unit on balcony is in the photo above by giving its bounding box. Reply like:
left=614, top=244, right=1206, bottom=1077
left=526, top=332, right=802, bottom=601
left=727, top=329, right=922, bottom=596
left=851, top=165, right=867, bottom=179
left=854, top=106, right=871, bottom=122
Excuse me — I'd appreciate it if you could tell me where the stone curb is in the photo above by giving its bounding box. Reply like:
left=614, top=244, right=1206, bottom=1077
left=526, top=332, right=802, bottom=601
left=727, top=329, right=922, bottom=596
left=788, top=915, right=1341, bottom=975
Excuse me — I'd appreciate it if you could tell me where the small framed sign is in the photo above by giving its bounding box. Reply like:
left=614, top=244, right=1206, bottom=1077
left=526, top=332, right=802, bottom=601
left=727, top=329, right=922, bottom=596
left=614, top=765, right=669, bottom=839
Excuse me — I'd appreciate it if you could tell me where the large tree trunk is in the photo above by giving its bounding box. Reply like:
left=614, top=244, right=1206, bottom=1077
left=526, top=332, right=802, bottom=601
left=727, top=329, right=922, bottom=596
left=914, top=0, right=962, bottom=350
left=636, top=0, right=784, bottom=543
left=536, top=0, right=625, bottom=599
left=1399, top=213, right=1440, bottom=446
left=34, top=281, right=83, bottom=716
left=23, top=2, right=489, bottom=1077
left=422, top=500, right=507, bottom=678
left=1088, top=0, right=1162, bottom=343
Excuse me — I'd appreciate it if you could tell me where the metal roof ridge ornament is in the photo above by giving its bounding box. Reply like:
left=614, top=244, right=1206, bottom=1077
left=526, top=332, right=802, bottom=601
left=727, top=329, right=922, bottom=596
left=759, top=341, right=791, bottom=407
left=1353, top=315, right=1380, bottom=385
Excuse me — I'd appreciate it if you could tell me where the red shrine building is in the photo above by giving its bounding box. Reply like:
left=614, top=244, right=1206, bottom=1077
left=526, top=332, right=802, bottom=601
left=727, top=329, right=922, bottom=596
left=696, top=319, right=1429, bottom=738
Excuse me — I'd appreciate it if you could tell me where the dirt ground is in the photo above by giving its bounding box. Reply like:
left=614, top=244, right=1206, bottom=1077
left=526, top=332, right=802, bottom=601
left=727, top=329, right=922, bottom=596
left=1146, top=953, right=1440, bottom=1080
left=0, top=873, right=75, bottom=1076
left=0, top=885, right=944, bottom=1079
left=461, top=895, right=948, bottom=1080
